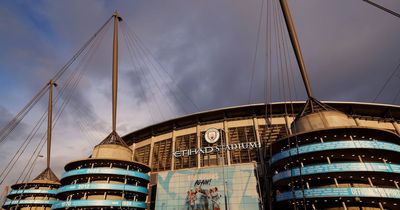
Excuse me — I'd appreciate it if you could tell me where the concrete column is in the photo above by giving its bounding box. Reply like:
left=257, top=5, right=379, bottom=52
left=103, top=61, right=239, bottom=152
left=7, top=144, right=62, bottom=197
left=131, top=143, right=136, bottom=161
left=252, top=116, right=261, bottom=145
left=223, top=120, right=231, bottom=166
left=171, top=128, right=176, bottom=171
left=148, top=136, right=155, bottom=168
left=284, top=115, right=293, bottom=135
left=392, top=121, right=400, bottom=135
left=354, top=117, right=361, bottom=127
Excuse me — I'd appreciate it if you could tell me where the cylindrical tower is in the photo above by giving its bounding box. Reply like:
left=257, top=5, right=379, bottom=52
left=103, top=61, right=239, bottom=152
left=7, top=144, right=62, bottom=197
left=270, top=108, right=400, bottom=209
left=53, top=131, right=150, bottom=209
left=2, top=168, right=60, bottom=210
left=2, top=81, right=60, bottom=210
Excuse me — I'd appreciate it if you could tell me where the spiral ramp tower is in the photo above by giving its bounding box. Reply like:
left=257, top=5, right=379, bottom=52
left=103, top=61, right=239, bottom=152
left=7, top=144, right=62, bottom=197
left=53, top=131, right=151, bottom=209
left=2, top=168, right=60, bottom=210
left=270, top=99, right=400, bottom=210
left=2, top=81, right=60, bottom=210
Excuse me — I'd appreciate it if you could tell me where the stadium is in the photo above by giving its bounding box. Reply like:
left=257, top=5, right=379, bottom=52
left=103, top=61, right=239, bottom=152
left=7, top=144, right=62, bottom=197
left=2, top=1, right=400, bottom=210
left=121, top=101, right=400, bottom=209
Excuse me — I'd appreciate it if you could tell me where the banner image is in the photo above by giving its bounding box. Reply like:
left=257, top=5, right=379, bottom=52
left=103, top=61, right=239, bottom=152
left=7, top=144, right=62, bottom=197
left=155, top=163, right=260, bottom=210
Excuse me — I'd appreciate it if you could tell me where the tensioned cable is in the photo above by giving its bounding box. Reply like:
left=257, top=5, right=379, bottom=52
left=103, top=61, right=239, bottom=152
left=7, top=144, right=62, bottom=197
left=248, top=0, right=266, bottom=104
left=120, top=26, right=161, bottom=122
left=20, top=135, right=46, bottom=183
left=279, top=4, right=308, bottom=210
left=1, top=17, right=112, bottom=185
left=271, top=1, right=297, bottom=209
left=52, top=16, right=113, bottom=82
left=274, top=0, right=307, bottom=209
left=122, top=26, right=169, bottom=120
left=122, top=21, right=200, bottom=113
left=265, top=0, right=273, bottom=127
left=54, top=26, right=108, bottom=146
left=373, top=58, right=400, bottom=102
left=392, top=87, right=400, bottom=104
left=124, top=25, right=187, bottom=116
left=17, top=33, right=103, bottom=182
left=0, top=106, right=48, bottom=184
left=0, top=85, right=47, bottom=145
left=362, top=0, right=400, bottom=19
left=121, top=23, right=177, bottom=117
left=129, top=26, right=201, bottom=113
left=0, top=16, right=113, bottom=148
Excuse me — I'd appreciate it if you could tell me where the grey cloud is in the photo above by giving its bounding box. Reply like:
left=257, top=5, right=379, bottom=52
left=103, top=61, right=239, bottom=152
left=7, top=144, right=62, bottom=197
left=1, top=0, right=400, bottom=189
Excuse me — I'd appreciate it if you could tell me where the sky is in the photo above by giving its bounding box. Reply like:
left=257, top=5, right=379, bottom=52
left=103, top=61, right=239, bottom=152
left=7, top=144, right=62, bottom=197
left=0, top=0, right=400, bottom=189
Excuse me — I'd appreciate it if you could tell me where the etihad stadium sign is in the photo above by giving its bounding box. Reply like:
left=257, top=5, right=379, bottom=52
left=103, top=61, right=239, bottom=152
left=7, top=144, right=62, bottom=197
left=173, top=128, right=261, bottom=158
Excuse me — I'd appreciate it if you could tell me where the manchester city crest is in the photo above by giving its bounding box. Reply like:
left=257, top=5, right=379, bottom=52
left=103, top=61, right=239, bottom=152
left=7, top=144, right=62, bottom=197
left=204, top=128, right=220, bottom=144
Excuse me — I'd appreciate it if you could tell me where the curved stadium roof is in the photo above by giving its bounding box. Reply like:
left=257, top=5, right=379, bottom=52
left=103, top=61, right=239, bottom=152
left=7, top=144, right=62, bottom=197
left=122, top=101, right=400, bottom=145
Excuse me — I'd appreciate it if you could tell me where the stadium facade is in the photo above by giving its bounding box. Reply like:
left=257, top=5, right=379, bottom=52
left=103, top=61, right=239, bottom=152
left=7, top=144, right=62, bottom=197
left=120, top=101, right=400, bottom=210
left=3, top=1, right=400, bottom=209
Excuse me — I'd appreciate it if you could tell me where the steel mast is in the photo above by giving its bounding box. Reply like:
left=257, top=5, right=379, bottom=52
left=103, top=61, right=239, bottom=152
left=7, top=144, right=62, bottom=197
left=279, top=0, right=313, bottom=98
left=46, top=80, right=56, bottom=168
left=112, top=11, right=121, bottom=132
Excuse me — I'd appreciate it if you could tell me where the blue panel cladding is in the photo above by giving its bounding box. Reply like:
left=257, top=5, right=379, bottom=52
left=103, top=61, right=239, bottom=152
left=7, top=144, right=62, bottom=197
left=61, top=167, right=150, bottom=181
left=3, top=199, right=57, bottom=206
left=271, top=140, right=400, bottom=163
left=273, top=162, right=400, bottom=182
left=276, top=187, right=400, bottom=202
left=52, top=200, right=147, bottom=209
left=57, top=183, right=148, bottom=194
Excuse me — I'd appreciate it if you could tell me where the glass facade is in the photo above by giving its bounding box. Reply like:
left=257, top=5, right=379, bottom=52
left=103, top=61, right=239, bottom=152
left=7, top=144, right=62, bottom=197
left=135, top=145, right=151, bottom=165
left=151, top=139, right=172, bottom=172
left=200, top=131, right=228, bottom=167
left=174, top=133, right=197, bottom=170
left=228, top=126, right=258, bottom=164
left=133, top=124, right=289, bottom=171
left=258, top=124, right=286, bottom=147
left=155, top=163, right=260, bottom=210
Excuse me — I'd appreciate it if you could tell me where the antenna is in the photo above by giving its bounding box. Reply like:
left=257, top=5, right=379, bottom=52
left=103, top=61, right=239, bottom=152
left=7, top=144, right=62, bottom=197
left=279, top=0, right=313, bottom=98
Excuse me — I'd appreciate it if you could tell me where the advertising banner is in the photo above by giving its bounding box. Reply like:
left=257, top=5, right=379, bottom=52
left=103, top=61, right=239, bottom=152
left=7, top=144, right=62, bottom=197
left=155, top=163, right=260, bottom=210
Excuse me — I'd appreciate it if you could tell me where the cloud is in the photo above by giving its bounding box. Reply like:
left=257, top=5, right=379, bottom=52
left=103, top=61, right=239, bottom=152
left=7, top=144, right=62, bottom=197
left=1, top=0, right=400, bottom=189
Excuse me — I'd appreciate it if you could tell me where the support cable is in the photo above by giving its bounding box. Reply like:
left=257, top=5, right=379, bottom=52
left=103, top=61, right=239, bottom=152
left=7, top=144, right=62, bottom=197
left=270, top=1, right=299, bottom=209
left=0, top=16, right=113, bottom=147
left=122, top=21, right=200, bottom=112
left=1, top=17, right=111, bottom=184
left=52, top=16, right=113, bottom=82
left=373, top=58, right=400, bottom=102
left=122, top=25, right=169, bottom=120
left=127, top=27, right=187, bottom=115
left=0, top=85, right=47, bottom=145
left=0, top=105, right=48, bottom=184
left=248, top=0, right=266, bottom=103
left=120, top=26, right=160, bottom=122
left=281, top=3, right=308, bottom=209
left=363, top=0, right=400, bottom=19
left=121, top=23, right=176, bottom=117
